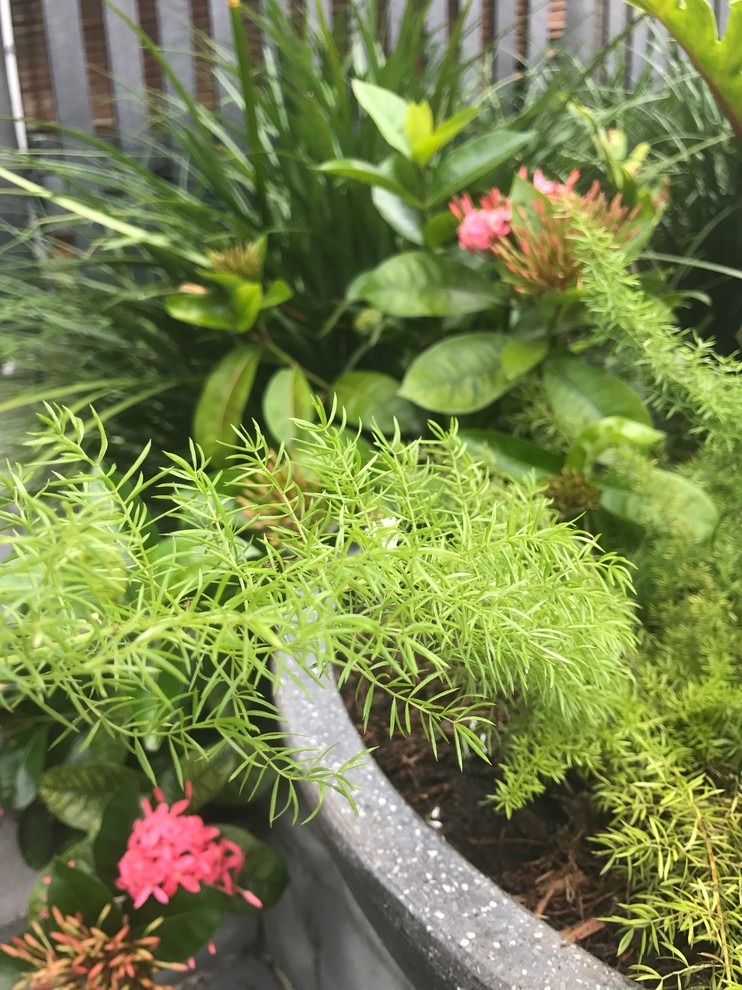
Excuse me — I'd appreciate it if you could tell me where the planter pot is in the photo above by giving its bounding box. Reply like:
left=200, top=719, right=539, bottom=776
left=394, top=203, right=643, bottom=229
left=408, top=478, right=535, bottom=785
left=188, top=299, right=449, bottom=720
left=268, top=659, right=634, bottom=990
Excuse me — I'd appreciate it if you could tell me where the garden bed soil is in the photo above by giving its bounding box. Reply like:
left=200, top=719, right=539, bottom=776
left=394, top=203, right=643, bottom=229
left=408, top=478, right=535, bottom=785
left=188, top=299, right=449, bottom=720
left=341, top=678, right=653, bottom=981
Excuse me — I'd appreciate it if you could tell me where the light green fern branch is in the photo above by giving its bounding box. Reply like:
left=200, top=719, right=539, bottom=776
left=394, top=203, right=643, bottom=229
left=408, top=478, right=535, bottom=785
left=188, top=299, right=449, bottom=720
left=568, top=215, right=742, bottom=451
left=0, top=406, right=637, bottom=816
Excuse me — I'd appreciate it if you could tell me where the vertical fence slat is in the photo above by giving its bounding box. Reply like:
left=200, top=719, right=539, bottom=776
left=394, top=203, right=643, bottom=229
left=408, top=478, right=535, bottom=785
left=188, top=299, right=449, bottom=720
left=459, top=0, right=485, bottom=74
left=102, top=0, right=148, bottom=149
left=602, top=0, right=625, bottom=77
left=156, top=0, right=197, bottom=99
left=209, top=0, right=232, bottom=43
left=627, top=9, right=651, bottom=85
left=527, top=0, right=551, bottom=61
left=385, top=0, right=405, bottom=50
left=425, top=0, right=448, bottom=49
left=0, top=10, right=23, bottom=239
left=40, top=0, right=95, bottom=139
left=208, top=0, right=235, bottom=107
left=716, top=0, right=729, bottom=33
left=493, top=0, right=520, bottom=84
left=563, top=0, right=595, bottom=61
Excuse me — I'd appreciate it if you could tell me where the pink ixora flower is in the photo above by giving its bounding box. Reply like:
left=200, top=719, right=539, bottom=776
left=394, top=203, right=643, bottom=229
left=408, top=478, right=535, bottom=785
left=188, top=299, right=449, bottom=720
left=449, top=189, right=512, bottom=253
left=519, top=166, right=580, bottom=199
left=116, top=782, right=263, bottom=911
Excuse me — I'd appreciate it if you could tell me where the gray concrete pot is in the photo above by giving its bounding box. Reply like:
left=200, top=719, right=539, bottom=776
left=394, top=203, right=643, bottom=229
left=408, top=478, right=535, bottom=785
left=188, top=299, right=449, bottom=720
left=268, top=660, right=634, bottom=990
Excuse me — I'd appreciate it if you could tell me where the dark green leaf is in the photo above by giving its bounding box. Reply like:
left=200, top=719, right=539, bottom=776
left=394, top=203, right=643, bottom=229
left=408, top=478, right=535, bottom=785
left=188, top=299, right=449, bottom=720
left=133, top=888, right=227, bottom=961
left=193, top=345, right=261, bottom=464
left=216, top=824, right=288, bottom=913
left=18, top=802, right=55, bottom=869
left=348, top=253, right=501, bottom=317
left=92, top=785, right=141, bottom=888
left=428, top=130, right=533, bottom=207
left=371, top=187, right=424, bottom=244
left=332, top=371, right=422, bottom=433
left=543, top=356, right=652, bottom=440
left=423, top=211, right=459, bottom=249
left=157, top=745, right=240, bottom=812
left=46, top=861, right=122, bottom=929
left=458, top=430, right=564, bottom=482
left=400, top=333, right=547, bottom=413
left=0, top=726, right=49, bottom=811
left=39, top=764, right=139, bottom=832
left=64, top=727, right=127, bottom=768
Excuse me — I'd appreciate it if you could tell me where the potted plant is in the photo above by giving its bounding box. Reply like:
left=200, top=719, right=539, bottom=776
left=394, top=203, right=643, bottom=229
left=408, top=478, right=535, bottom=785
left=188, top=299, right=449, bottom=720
left=1, top=400, right=646, bottom=987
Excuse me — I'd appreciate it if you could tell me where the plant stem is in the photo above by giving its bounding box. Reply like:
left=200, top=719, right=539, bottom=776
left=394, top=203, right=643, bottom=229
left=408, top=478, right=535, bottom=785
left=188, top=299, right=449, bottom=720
left=261, top=334, right=332, bottom=391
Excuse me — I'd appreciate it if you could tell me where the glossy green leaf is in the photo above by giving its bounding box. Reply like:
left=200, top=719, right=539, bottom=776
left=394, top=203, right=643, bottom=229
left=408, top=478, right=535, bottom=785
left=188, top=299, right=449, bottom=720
left=64, top=727, right=127, bottom=768
left=459, top=429, right=564, bottom=482
left=18, top=801, right=55, bottom=869
left=400, top=333, right=548, bottom=414
left=193, top=345, right=261, bottom=464
left=543, top=356, right=652, bottom=440
left=157, top=745, right=240, bottom=812
left=628, top=0, right=742, bottom=141
left=404, top=100, right=434, bottom=156
left=371, top=187, right=424, bottom=244
left=0, top=725, right=49, bottom=810
left=428, top=130, right=533, bottom=207
left=316, top=159, right=419, bottom=203
left=39, top=764, right=139, bottom=832
left=165, top=289, right=236, bottom=331
left=46, top=861, right=123, bottom=929
left=566, top=416, right=664, bottom=471
left=411, top=107, right=481, bottom=166
left=142, top=888, right=226, bottom=961
left=332, top=371, right=422, bottom=433
left=601, top=468, right=720, bottom=543
left=423, top=211, right=459, bottom=249
left=351, top=80, right=411, bottom=158
left=92, top=784, right=141, bottom=888
left=262, top=367, right=316, bottom=446
left=216, top=824, right=288, bottom=913
left=261, top=279, right=293, bottom=309
left=348, top=252, right=502, bottom=317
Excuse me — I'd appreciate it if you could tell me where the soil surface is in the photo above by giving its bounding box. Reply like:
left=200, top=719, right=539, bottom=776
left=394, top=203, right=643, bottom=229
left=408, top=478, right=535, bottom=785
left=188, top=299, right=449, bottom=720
left=342, top=677, right=651, bottom=981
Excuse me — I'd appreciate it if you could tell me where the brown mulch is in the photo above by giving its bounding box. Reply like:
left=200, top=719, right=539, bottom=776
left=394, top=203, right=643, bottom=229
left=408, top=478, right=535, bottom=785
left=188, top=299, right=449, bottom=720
left=341, top=676, right=646, bottom=978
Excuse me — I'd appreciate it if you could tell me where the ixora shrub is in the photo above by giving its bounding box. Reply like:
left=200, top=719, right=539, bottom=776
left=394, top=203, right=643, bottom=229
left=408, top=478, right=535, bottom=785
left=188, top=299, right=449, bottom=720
left=0, top=405, right=639, bottom=983
left=0, top=0, right=529, bottom=465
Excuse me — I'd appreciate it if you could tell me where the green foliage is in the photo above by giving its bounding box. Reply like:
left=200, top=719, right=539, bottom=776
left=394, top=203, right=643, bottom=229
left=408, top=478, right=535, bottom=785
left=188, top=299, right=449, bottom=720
left=571, top=213, right=742, bottom=452
left=627, top=0, right=742, bottom=142
left=0, top=0, right=486, bottom=460
left=0, top=405, right=636, bottom=817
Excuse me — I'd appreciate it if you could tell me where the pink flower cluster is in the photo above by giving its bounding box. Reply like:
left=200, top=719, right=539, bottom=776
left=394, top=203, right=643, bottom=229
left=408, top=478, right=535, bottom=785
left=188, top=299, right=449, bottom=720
left=116, top=783, right=263, bottom=911
left=449, top=168, right=580, bottom=253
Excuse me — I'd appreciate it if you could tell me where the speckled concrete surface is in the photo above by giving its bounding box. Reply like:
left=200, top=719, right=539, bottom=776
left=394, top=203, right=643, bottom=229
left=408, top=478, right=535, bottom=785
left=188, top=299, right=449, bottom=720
left=274, top=655, right=634, bottom=990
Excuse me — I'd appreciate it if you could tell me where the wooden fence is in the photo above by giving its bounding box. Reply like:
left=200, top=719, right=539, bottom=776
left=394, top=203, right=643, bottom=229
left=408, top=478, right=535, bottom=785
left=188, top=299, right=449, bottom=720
left=0, top=0, right=731, bottom=155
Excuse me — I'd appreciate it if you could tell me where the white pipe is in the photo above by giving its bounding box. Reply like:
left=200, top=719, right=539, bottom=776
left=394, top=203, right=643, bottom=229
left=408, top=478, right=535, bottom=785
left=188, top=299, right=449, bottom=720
left=0, top=0, right=28, bottom=150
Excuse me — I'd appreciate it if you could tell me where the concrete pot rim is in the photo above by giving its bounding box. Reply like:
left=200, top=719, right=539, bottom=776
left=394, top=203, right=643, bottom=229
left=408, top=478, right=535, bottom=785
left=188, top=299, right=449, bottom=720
left=274, top=658, right=634, bottom=990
